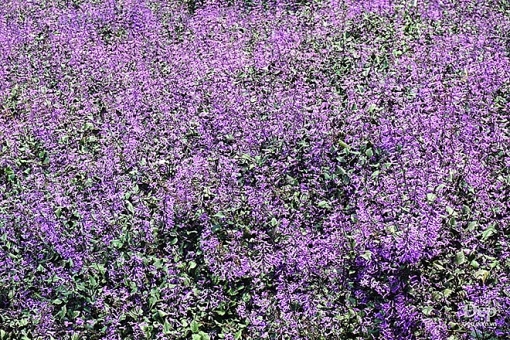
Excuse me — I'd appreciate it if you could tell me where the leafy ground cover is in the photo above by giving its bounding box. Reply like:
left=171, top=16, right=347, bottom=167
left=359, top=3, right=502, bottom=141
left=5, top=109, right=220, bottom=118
left=0, top=0, right=509, bottom=339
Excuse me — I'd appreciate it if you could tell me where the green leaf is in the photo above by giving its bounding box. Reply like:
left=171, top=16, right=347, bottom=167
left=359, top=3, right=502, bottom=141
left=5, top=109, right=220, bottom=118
left=448, top=217, right=456, bottom=227
left=426, top=193, right=437, bottom=202
left=111, top=240, right=123, bottom=249
left=467, top=221, right=478, bottom=231
left=433, top=262, right=445, bottom=270
left=365, top=148, right=373, bottom=157
left=89, top=275, right=97, bottom=287
left=338, top=139, right=350, bottom=149
left=422, top=306, right=433, bottom=316
left=57, top=305, right=67, bottom=319
left=213, top=212, right=226, bottom=219
left=192, top=335, right=201, bottom=340
left=42, top=154, right=50, bottom=165
left=141, top=323, right=153, bottom=337
left=455, top=251, right=465, bottom=264
left=190, top=320, right=200, bottom=333
left=53, top=299, right=63, bottom=305
left=149, top=296, right=159, bottom=309
left=188, top=261, right=197, bottom=270
left=154, top=258, right=164, bottom=269
left=163, top=320, right=172, bottom=334
left=481, top=224, right=497, bottom=242
left=125, top=201, right=135, bottom=214
left=489, top=260, right=499, bottom=269
left=317, top=201, right=331, bottom=209
left=197, top=332, right=210, bottom=340
left=234, top=330, right=243, bottom=340
left=470, top=260, right=480, bottom=269
left=286, top=175, right=298, bottom=185
left=360, top=251, right=372, bottom=261
left=475, top=269, right=490, bottom=283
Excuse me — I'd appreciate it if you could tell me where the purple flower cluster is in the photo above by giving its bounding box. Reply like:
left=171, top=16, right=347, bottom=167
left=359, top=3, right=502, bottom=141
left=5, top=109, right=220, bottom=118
left=0, top=0, right=509, bottom=339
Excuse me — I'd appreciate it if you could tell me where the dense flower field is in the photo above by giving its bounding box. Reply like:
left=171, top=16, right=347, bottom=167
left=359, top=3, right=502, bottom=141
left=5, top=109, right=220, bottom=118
left=0, top=0, right=509, bottom=339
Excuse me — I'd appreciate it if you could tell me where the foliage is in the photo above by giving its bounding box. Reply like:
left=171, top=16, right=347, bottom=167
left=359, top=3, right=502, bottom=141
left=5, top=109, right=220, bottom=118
left=0, top=0, right=509, bottom=339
